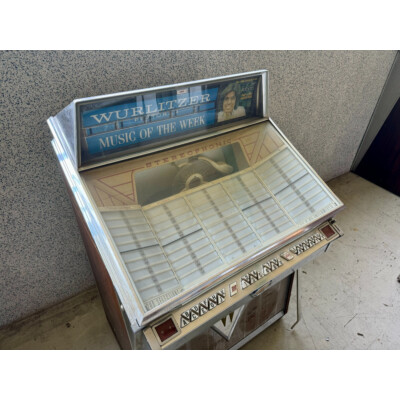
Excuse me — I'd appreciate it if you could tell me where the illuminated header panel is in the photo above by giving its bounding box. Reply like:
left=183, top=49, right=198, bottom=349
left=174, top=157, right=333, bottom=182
left=75, top=71, right=266, bottom=169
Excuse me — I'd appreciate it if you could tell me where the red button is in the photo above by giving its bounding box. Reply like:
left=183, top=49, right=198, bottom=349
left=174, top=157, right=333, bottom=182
left=320, top=225, right=336, bottom=239
left=155, top=318, right=178, bottom=342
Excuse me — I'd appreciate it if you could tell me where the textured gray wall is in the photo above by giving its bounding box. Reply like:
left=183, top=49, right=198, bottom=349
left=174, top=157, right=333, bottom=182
left=0, top=51, right=396, bottom=327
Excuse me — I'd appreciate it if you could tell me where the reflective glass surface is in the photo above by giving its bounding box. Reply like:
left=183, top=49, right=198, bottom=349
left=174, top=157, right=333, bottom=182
left=83, top=121, right=340, bottom=311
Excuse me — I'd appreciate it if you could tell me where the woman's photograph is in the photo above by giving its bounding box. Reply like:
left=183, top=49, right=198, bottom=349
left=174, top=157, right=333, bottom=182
left=217, top=83, right=246, bottom=122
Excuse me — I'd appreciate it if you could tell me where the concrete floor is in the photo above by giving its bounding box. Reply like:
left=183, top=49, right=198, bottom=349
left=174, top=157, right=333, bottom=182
left=1, top=172, right=399, bottom=350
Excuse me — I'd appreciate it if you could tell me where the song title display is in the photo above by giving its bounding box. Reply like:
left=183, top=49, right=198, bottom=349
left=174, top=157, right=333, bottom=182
left=78, top=76, right=261, bottom=165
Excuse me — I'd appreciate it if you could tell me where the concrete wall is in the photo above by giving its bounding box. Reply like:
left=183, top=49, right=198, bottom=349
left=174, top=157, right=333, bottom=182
left=0, top=50, right=396, bottom=327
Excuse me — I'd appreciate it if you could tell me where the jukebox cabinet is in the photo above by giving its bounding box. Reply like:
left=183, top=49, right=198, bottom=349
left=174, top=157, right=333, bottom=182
left=48, top=70, right=344, bottom=349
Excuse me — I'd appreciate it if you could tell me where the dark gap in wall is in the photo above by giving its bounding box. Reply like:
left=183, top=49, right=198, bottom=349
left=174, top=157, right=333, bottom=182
left=354, top=96, right=400, bottom=196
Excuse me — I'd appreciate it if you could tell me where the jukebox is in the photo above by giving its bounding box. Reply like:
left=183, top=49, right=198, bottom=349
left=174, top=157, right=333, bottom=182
left=48, top=70, right=344, bottom=349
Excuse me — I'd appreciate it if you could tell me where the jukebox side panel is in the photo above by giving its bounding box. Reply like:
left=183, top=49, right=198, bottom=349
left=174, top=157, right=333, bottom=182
left=58, top=163, right=132, bottom=349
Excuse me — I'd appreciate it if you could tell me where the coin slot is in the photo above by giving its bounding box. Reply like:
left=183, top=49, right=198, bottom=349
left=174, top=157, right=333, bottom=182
left=320, top=224, right=336, bottom=239
left=154, top=317, right=178, bottom=343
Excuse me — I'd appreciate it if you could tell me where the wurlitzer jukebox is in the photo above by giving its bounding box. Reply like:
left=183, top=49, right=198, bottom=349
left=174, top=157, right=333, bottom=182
left=48, top=70, right=344, bottom=350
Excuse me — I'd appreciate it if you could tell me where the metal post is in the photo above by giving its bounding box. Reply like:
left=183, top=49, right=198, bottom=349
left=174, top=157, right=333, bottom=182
left=290, top=268, right=302, bottom=330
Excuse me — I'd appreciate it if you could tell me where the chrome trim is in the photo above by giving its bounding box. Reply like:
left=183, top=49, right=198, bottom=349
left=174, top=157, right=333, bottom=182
left=251, top=281, right=272, bottom=297
left=48, top=116, right=76, bottom=166
left=262, top=70, right=268, bottom=118
left=75, top=70, right=267, bottom=106
left=290, top=268, right=302, bottom=330
left=73, top=103, right=78, bottom=169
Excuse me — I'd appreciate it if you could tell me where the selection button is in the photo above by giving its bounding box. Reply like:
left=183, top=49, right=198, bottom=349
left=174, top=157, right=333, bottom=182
left=229, top=282, right=238, bottom=296
left=280, top=251, right=294, bottom=261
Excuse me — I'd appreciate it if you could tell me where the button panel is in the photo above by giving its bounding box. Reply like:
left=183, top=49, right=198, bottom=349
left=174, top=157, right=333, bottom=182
left=177, top=223, right=339, bottom=332
left=180, top=289, right=226, bottom=328
left=263, top=257, right=283, bottom=275
left=289, top=232, right=325, bottom=255
left=241, top=270, right=264, bottom=289
left=241, top=257, right=284, bottom=290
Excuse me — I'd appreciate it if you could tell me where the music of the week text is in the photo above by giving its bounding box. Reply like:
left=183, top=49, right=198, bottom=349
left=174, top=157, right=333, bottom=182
left=97, top=115, right=207, bottom=152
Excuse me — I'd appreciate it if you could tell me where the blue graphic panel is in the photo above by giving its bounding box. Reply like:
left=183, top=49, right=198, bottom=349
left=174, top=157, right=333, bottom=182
left=78, top=75, right=261, bottom=165
left=86, top=110, right=216, bottom=155
left=82, top=88, right=219, bottom=129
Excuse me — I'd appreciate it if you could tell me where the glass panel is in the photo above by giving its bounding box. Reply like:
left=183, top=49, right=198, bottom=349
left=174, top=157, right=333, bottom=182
left=255, top=148, right=335, bottom=225
left=83, top=121, right=340, bottom=311
left=135, top=143, right=248, bottom=205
